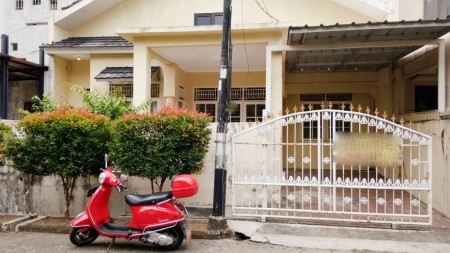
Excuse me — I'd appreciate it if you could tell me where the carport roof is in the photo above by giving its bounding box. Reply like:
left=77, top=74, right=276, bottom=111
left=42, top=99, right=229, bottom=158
left=0, top=53, right=48, bottom=81
left=287, top=19, right=450, bottom=72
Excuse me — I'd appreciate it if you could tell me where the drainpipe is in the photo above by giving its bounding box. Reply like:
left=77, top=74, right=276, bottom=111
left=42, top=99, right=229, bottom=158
left=1, top=34, right=9, bottom=119
left=209, top=0, right=232, bottom=236
left=38, top=46, right=45, bottom=98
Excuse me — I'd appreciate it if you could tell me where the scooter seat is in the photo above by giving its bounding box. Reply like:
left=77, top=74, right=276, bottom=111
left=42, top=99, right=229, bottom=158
left=125, top=191, right=173, bottom=206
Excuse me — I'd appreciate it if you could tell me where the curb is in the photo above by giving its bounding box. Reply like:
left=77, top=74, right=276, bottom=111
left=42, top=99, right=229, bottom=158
left=1, top=215, right=35, bottom=232
left=13, top=216, right=234, bottom=240
left=15, top=216, right=48, bottom=232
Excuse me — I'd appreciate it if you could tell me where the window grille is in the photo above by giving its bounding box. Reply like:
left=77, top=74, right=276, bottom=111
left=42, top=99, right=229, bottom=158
left=151, top=83, right=160, bottom=98
left=194, top=88, right=218, bottom=101
left=16, top=0, right=23, bottom=10
left=33, top=0, right=41, bottom=5
left=50, top=0, right=57, bottom=10
left=110, top=83, right=132, bottom=98
left=300, top=93, right=352, bottom=102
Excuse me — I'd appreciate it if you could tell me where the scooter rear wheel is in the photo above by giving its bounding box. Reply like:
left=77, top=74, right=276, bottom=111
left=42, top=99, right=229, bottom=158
left=69, top=227, right=99, bottom=246
left=158, top=227, right=184, bottom=251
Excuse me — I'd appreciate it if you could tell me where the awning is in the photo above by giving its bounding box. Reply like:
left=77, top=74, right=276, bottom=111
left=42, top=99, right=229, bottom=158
left=94, top=66, right=160, bottom=80
left=287, top=19, right=450, bottom=72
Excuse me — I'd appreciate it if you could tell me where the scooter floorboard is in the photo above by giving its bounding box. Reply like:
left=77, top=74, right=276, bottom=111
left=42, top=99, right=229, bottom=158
left=99, top=222, right=140, bottom=236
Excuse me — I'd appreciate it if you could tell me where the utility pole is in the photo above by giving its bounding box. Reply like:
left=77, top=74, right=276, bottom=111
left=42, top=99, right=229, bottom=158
left=209, top=0, right=232, bottom=237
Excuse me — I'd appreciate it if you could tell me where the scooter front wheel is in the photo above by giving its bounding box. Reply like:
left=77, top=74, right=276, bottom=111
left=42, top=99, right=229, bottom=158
left=158, top=227, right=184, bottom=251
left=69, top=227, right=99, bottom=246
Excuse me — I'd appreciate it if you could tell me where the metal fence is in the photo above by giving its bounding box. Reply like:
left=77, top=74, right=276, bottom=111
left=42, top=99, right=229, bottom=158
left=232, top=106, right=432, bottom=225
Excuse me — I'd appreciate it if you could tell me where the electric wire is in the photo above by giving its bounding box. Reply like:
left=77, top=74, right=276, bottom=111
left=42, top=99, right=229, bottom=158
left=254, top=0, right=279, bottom=22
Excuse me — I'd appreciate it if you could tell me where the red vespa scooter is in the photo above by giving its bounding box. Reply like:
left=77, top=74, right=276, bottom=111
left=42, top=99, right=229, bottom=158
left=69, top=166, right=197, bottom=251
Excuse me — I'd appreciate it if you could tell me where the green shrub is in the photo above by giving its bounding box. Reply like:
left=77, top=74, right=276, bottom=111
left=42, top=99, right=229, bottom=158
left=109, top=105, right=212, bottom=192
left=4, top=107, right=110, bottom=218
left=70, top=84, right=152, bottom=119
left=0, top=122, right=12, bottom=166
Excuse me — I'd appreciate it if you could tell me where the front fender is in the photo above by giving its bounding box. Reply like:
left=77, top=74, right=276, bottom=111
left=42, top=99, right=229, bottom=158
left=70, top=211, right=91, bottom=227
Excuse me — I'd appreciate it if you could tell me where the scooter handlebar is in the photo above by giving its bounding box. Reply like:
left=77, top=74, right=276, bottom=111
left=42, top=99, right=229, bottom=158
left=116, top=183, right=128, bottom=192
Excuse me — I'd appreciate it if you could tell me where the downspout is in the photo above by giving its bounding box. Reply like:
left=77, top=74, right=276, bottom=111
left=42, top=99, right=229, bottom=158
left=1, top=34, right=9, bottom=119
left=39, top=46, right=45, bottom=98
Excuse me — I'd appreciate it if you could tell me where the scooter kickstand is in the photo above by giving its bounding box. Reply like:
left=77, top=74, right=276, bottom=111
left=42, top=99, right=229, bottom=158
left=106, top=238, right=115, bottom=253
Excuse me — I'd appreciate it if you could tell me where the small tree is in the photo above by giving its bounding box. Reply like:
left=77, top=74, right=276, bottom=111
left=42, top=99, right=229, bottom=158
left=4, top=108, right=110, bottom=218
left=109, top=105, right=212, bottom=192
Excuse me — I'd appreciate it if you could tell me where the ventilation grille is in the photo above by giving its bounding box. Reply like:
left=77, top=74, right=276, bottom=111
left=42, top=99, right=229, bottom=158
left=300, top=93, right=352, bottom=102
left=195, top=87, right=265, bottom=101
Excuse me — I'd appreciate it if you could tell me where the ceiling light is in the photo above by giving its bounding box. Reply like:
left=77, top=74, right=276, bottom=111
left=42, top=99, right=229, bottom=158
left=77, top=56, right=81, bottom=61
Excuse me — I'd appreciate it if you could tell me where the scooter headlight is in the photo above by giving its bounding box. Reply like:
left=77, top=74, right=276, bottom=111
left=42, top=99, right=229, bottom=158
left=99, top=172, right=106, bottom=184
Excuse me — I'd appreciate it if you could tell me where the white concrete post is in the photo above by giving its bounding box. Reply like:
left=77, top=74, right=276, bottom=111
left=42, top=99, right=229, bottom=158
left=133, top=43, right=152, bottom=108
left=163, top=64, right=176, bottom=106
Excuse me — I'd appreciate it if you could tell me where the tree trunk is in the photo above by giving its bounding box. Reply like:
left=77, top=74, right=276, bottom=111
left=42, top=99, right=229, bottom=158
left=60, top=175, right=77, bottom=219
left=158, top=177, right=166, bottom=192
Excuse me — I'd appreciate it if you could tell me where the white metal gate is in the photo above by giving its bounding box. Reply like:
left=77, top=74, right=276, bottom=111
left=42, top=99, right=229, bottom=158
left=232, top=106, right=432, bottom=225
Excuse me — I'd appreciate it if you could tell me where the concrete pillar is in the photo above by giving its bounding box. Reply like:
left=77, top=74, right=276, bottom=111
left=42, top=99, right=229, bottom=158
left=163, top=64, right=176, bottom=106
left=268, top=51, right=283, bottom=116
left=133, top=43, right=152, bottom=108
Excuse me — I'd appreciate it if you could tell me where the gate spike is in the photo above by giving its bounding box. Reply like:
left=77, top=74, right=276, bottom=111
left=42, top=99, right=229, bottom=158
left=340, top=103, right=346, bottom=110
left=391, top=114, right=396, bottom=122
left=426, top=129, right=431, bottom=134
left=417, top=123, right=421, bottom=131
left=400, top=117, right=404, bottom=125
left=408, top=121, right=413, bottom=128
left=293, top=105, right=298, bottom=113
left=308, top=104, right=313, bottom=111
left=285, top=107, right=290, bottom=115
left=382, top=111, right=387, bottom=119
left=255, top=118, right=260, bottom=124
left=365, top=106, right=370, bottom=114
left=349, top=103, right=354, bottom=111
left=357, top=104, right=362, bottom=112
left=328, top=101, right=333, bottom=109
left=320, top=103, right=325, bottom=109
left=300, top=104, right=305, bottom=112
left=374, top=108, right=379, bottom=116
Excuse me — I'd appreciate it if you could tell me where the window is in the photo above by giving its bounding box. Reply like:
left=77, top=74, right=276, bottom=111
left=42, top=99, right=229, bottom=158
left=50, top=0, right=57, bottom=10
left=110, top=83, right=133, bottom=98
left=11, top=43, right=18, bottom=51
left=425, top=0, right=450, bottom=19
left=196, top=103, right=217, bottom=121
left=415, top=86, right=437, bottom=112
left=300, top=94, right=352, bottom=140
left=16, top=0, right=23, bottom=10
left=194, top=13, right=223, bottom=26
left=194, top=87, right=265, bottom=122
left=178, top=85, right=185, bottom=108
left=33, top=0, right=41, bottom=5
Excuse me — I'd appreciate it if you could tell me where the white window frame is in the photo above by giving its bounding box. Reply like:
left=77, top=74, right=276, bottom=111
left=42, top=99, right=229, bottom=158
left=194, top=87, right=265, bottom=122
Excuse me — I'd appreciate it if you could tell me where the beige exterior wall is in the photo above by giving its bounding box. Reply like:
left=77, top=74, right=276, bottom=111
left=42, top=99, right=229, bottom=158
left=69, top=0, right=374, bottom=37
left=40, top=0, right=450, bottom=219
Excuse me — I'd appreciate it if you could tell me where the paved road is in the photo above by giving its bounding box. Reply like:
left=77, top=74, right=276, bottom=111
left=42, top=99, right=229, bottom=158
left=0, top=232, right=371, bottom=253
